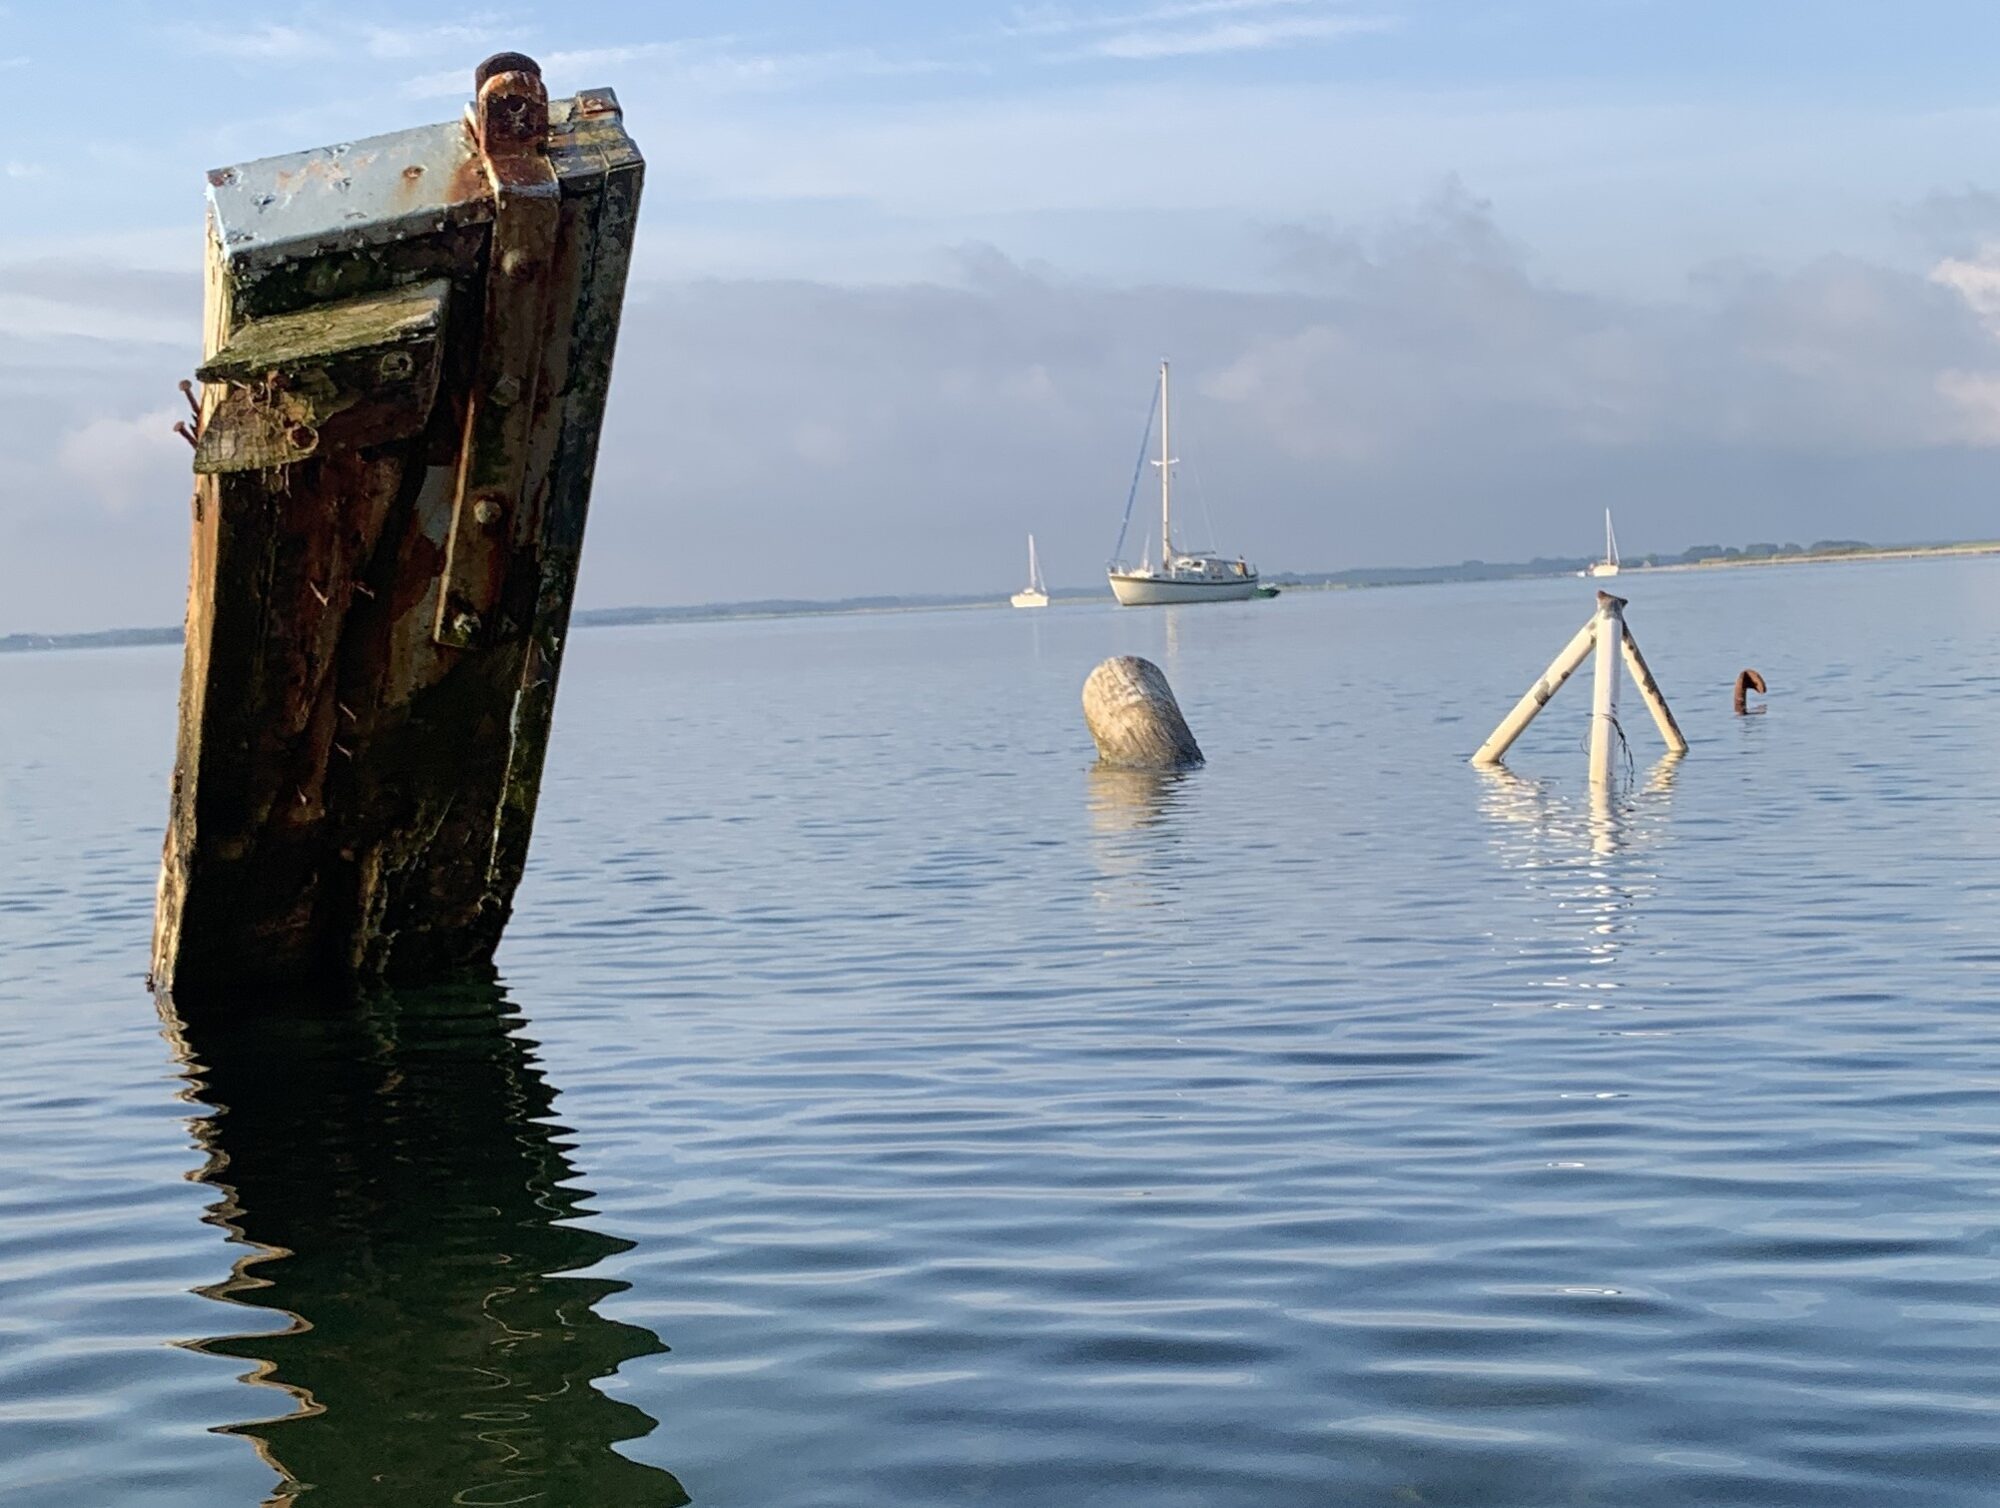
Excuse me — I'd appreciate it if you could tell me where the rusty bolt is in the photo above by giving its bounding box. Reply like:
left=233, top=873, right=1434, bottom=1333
left=473, top=496, right=504, bottom=527
left=452, top=612, right=482, bottom=641
left=500, top=247, right=537, bottom=280
left=403, top=164, right=424, bottom=181
left=379, top=350, right=414, bottom=380
left=490, top=374, right=522, bottom=407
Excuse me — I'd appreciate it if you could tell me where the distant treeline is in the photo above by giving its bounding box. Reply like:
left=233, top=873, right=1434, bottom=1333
left=0, top=626, right=182, bottom=654
left=1271, top=539, right=1885, bottom=589
left=0, top=538, right=1980, bottom=653
left=573, top=595, right=988, bottom=626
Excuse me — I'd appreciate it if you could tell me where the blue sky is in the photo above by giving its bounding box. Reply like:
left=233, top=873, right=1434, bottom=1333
left=8, top=1, right=2000, bottom=628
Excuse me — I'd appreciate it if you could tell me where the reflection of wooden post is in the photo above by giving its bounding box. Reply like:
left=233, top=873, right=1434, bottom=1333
left=151, top=55, right=643, bottom=1008
left=168, top=981, right=689, bottom=1503
left=1620, top=625, right=1688, bottom=755
left=1470, top=619, right=1596, bottom=766
left=1588, top=592, right=1624, bottom=786
left=1473, top=590, right=1684, bottom=780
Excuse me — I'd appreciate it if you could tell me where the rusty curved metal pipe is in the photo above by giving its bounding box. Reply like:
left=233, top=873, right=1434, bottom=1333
left=1734, top=668, right=1767, bottom=715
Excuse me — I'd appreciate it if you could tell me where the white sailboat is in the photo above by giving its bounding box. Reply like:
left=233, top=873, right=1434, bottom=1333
left=1011, top=534, right=1050, bottom=608
left=1587, top=509, right=1621, bottom=578
left=1107, top=360, right=1258, bottom=606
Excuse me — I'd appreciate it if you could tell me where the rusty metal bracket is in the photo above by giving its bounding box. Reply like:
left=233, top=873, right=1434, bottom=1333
left=434, top=55, right=561, bottom=649
left=193, top=279, right=449, bottom=474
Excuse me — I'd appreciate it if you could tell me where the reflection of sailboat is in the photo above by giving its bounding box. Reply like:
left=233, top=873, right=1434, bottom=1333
left=1585, top=509, right=1621, bottom=578
left=1011, top=534, right=1050, bottom=608
left=167, top=981, right=688, bottom=1507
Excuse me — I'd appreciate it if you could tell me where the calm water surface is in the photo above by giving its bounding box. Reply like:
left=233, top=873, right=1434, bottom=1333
left=2, top=561, right=1998, bottom=1505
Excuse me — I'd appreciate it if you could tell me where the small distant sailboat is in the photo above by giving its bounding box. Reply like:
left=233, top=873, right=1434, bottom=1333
left=1107, top=360, right=1259, bottom=606
left=1011, top=533, right=1050, bottom=608
left=1587, top=509, right=1621, bottom=578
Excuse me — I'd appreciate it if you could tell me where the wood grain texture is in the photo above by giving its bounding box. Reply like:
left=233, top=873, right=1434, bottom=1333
left=1082, top=656, right=1204, bottom=770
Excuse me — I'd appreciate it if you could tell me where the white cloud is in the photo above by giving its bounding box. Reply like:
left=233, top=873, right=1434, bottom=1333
left=1004, top=0, right=1326, bottom=39
left=361, top=20, right=504, bottom=61
left=406, top=37, right=948, bottom=101
left=176, top=16, right=502, bottom=64
left=56, top=408, right=189, bottom=513
left=1934, top=370, right=2000, bottom=444
left=178, top=22, right=317, bottom=61
left=1930, top=249, right=2000, bottom=321
left=0, top=291, right=188, bottom=346
left=543, top=40, right=950, bottom=94
left=11, top=188, right=2000, bottom=629
left=3, top=161, right=44, bottom=179
left=1086, top=13, right=1395, bottom=58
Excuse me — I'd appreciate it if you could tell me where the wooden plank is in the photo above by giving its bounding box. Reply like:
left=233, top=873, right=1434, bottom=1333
left=193, top=279, right=448, bottom=472
left=151, top=59, right=644, bottom=1008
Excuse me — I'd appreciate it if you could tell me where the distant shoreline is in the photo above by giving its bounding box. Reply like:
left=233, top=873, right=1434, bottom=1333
left=5, top=537, right=1995, bottom=654
left=1629, top=540, right=2000, bottom=574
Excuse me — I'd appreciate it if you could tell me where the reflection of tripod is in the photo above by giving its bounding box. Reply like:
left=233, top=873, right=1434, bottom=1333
left=169, top=981, right=689, bottom=1507
left=1471, top=591, right=1688, bottom=786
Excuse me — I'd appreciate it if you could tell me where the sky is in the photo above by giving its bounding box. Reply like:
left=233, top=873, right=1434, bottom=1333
left=9, top=0, right=2000, bottom=631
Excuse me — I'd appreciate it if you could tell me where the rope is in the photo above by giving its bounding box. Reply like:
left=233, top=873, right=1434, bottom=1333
left=1188, top=457, right=1221, bottom=554
left=1109, top=376, right=1161, bottom=567
left=1577, top=711, right=1637, bottom=785
left=1170, top=396, right=1221, bottom=551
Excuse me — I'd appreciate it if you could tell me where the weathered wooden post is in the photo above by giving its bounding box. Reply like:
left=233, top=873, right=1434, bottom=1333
left=1082, top=657, right=1203, bottom=770
left=1469, top=619, right=1597, bottom=767
left=1587, top=593, right=1625, bottom=786
left=1472, top=591, right=1685, bottom=780
left=1619, top=622, right=1688, bottom=755
left=150, top=54, right=643, bottom=1006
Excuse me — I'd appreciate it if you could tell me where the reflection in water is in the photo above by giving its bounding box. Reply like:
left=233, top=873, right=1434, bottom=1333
left=164, top=981, right=687, bottom=1506
left=1087, top=765, right=1193, bottom=906
left=1087, top=765, right=1190, bottom=837
left=1477, top=755, right=1682, bottom=859
left=1476, top=756, right=1681, bottom=964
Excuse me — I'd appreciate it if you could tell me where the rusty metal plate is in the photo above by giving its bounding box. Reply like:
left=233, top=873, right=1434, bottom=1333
left=205, top=93, right=615, bottom=286
left=207, top=122, right=488, bottom=280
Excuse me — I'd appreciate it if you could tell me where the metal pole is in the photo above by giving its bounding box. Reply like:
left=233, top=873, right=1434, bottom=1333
left=1470, top=616, right=1598, bottom=766
left=1159, top=359, right=1172, bottom=561
left=1588, top=592, right=1625, bottom=786
left=1619, top=624, right=1688, bottom=755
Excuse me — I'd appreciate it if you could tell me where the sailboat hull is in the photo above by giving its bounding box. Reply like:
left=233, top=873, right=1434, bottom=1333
left=1108, top=572, right=1260, bottom=606
left=1010, top=590, right=1049, bottom=608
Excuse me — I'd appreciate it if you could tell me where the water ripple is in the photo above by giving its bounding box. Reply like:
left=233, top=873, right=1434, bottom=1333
left=4, top=567, right=2000, bottom=1503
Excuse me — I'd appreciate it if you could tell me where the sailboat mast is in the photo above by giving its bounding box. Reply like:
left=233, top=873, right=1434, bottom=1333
left=1159, top=359, right=1172, bottom=561
left=1028, top=534, right=1040, bottom=591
